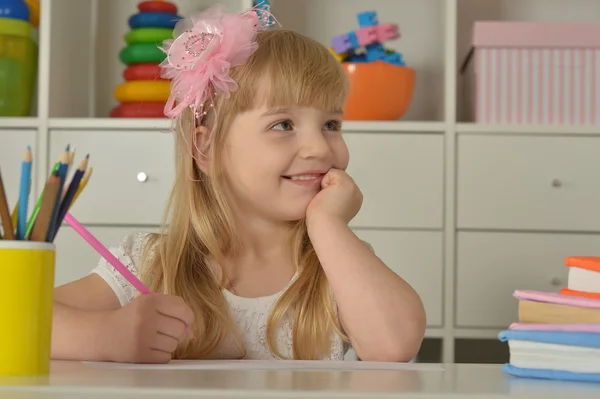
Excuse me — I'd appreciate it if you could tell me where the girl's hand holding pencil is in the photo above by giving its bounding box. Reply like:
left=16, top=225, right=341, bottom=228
left=101, top=293, right=195, bottom=364
left=65, top=213, right=197, bottom=350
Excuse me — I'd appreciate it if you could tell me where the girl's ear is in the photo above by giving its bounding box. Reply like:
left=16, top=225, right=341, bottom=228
left=193, top=125, right=211, bottom=174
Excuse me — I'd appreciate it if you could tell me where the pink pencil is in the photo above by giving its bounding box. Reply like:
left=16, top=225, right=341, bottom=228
left=63, top=212, right=196, bottom=342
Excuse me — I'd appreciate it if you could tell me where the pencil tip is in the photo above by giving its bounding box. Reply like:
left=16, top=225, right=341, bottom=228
left=85, top=154, right=90, bottom=159
left=27, top=145, right=31, bottom=151
left=65, top=144, right=70, bottom=151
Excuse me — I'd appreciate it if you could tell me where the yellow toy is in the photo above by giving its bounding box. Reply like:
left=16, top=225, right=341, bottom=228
left=24, top=0, right=39, bottom=27
left=329, top=47, right=347, bottom=62
left=114, top=80, right=171, bottom=103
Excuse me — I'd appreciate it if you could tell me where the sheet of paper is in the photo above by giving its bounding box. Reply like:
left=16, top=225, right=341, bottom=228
left=84, top=359, right=444, bottom=371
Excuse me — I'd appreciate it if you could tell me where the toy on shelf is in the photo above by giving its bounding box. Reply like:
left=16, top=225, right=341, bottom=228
left=24, top=0, right=38, bottom=27
left=330, top=11, right=415, bottom=121
left=110, top=0, right=181, bottom=118
left=330, top=11, right=405, bottom=66
left=252, top=0, right=274, bottom=29
left=0, top=0, right=38, bottom=117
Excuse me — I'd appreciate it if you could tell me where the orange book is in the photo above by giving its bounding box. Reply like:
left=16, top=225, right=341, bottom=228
left=563, top=256, right=600, bottom=299
left=566, top=256, right=600, bottom=272
left=560, top=288, right=600, bottom=300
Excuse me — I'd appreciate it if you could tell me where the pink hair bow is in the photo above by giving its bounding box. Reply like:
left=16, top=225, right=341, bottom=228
left=158, top=4, right=276, bottom=120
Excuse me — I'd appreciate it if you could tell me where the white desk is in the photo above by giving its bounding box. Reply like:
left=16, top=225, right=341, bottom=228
left=1, top=361, right=600, bottom=398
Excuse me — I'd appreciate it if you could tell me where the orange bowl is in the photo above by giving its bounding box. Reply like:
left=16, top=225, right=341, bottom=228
left=342, top=61, right=415, bottom=120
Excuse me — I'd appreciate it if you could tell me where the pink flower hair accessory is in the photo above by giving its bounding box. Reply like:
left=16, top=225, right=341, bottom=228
left=158, top=4, right=278, bottom=121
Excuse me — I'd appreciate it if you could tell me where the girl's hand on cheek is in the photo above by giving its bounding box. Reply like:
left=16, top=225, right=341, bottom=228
left=306, top=169, right=363, bottom=227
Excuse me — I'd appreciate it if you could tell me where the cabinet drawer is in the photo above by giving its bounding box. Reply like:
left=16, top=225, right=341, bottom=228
left=456, top=231, right=600, bottom=328
left=345, top=133, right=444, bottom=229
left=0, top=129, right=38, bottom=213
left=49, top=130, right=175, bottom=225
left=53, top=226, right=158, bottom=287
left=354, top=229, right=443, bottom=326
left=457, top=135, right=600, bottom=231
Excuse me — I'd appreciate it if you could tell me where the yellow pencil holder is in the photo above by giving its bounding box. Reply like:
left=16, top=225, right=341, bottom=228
left=0, top=241, right=55, bottom=376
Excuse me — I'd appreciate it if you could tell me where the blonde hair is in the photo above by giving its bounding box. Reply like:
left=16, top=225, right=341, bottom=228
left=141, top=29, right=350, bottom=360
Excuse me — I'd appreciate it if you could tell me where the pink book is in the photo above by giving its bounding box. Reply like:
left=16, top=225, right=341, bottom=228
left=509, top=322, right=600, bottom=333
left=514, top=290, right=600, bottom=309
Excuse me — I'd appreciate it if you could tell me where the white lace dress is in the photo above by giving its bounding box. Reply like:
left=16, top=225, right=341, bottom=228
left=91, top=232, right=349, bottom=360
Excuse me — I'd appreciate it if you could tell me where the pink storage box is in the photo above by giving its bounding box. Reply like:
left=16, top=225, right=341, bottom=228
left=461, top=22, right=600, bottom=125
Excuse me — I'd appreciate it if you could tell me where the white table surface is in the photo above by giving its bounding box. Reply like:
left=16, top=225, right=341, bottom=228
left=1, top=361, right=600, bottom=398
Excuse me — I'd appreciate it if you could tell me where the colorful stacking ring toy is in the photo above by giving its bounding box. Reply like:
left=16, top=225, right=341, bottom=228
left=129, top=12, right=180, bottom=29
left=119, top=43, right=166, bottom=64
left=137, top=0, right=178, bottom=13
left=125, top=27, right=173, bottom=44
left=123, top=63, right=164, bottom=81
left=110, top=102, right=166, bottom=118
left=111, top=0, right=180, bottom=118
left=114, top=80, right=171, bottom=103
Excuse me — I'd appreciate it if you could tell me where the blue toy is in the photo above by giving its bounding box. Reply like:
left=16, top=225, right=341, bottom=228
left=365, top=43, right=385, bottom=62
left=357, top=11, right=378, bottom=28
left=384, top=52, right=405, bottom=66
left=0, top=0, right=29, bottom=21
left=348, top=52, right=367, bottom=63
left=348, top=31, right=360, bottom=49
left=129, top=12, right=181, bottom=29
left=329, top=10, right=406, bottom=67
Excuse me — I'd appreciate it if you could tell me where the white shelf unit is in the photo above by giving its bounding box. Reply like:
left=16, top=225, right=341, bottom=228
left=1, top=0, right=600, bottom=364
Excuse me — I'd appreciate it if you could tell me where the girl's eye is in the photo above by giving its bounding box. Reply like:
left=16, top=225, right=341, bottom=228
left=271, top=120, right=294, bottom=131
left=324, top=120, right=342, bottom=131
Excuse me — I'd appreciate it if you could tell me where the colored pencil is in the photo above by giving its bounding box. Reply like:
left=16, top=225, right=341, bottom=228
left=69, top=167, right=93, bottom=210
left=25, top=159, right=60, bottom=239
left=11, top=203, right=17, bottom=228
left=50, top=154, right=89, bottom=241
left=60, top=146, right=76, bottom=201
left=68, top=146, right=76, bottom=166
left=0, top=167, right=15, bottom=240
left=45, top=149, right=70, bottom=242
left=16, top=146, right=32, bottom=240
left=64, top=212, right=197, bottom=342
left=10, top=179, right=31, bottom=229
left=29, top=171, right=61, bottom=242
left=64, top=212, right=152, bottom=294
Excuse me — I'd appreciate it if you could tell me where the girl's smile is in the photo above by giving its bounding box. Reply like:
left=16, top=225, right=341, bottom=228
left=282, top=170, right=327, bottom=186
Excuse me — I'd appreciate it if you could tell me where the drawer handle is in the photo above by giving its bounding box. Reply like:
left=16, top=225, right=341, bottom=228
left=550, top=277, right=563, bottom=286
left=137, top=172, right=148, bottom=182
left=551, top=178, right=562, bottom=188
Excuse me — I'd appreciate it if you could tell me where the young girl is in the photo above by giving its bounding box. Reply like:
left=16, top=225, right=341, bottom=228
left=51, top=4, right=425, bottom=364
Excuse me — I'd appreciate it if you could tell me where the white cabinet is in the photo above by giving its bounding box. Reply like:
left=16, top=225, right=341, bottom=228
left=53, top=225, right=159, bottom=287
left=354, top=230, right=444, bottom=327
left=457, top=135, right=600, bottom=232
left=49, top=130, right=176, bottom=225
left=456, top=231, right=600, bottom=328
left=346, top=133, right=444, bottom=229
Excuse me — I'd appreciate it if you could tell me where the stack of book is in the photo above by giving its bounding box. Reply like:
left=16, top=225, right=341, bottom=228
left=499, top=257, right=600, bottom=382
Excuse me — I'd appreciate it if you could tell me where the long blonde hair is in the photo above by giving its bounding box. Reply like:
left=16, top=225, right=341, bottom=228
left=141, top=29, right=350, bottom=360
